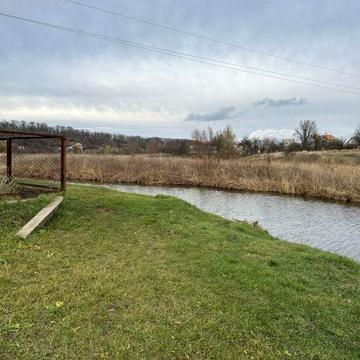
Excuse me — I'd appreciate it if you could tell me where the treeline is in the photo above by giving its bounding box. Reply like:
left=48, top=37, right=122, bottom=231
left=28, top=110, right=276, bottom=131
left=191, top=121, right=360, bottom=157
left=0, top=120, right=191, bottom=155
left=1, top=119, right=359, bottom=157
left=292, top=120, right=360, bottom=151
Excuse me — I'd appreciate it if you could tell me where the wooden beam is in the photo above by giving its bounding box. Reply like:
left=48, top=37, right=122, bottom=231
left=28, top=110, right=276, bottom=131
left=16, top=196, right=63, bottom=239
left=6, top=139, right=12, bottom=178
left=60, top=137, right=67, bottom=192
left=0, top=129, right=62, bottom=138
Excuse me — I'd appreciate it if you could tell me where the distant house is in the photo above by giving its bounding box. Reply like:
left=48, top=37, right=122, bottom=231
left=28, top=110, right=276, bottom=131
left=312, top=133, right=338, bottom=149
left=316, top=133, right=335, bottom=142
left=67, top=143, right=84, bottom=153
left=322, top=133, right=336, bottom=142
left=73, top=143, right=84, bottom=153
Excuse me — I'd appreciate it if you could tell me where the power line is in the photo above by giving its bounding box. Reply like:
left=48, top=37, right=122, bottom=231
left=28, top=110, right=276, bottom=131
left=59, top=0, right=360, bottom=79
left=2, top=11, right=359, bottom=95
left=1, top=11, right=360, bottom=95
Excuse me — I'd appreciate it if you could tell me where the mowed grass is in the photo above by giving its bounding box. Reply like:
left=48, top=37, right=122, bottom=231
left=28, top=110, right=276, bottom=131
left=1, top=186, right=360, bottom=359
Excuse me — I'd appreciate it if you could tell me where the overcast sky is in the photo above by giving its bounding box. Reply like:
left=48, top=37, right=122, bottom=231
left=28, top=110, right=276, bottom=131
left=1, top=0, right=359, bottom=139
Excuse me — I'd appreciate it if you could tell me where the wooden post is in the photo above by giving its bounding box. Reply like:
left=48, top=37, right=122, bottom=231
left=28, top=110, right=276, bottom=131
left=6, top=139, right=12, bottom=179
left=60, top=137, right=67, bottom=192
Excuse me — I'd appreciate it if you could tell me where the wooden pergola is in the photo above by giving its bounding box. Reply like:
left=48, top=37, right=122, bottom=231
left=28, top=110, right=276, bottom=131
left=0, top=129, right=67, bottom=192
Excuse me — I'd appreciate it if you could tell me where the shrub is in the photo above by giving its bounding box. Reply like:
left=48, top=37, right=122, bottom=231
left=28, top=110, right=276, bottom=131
left=285, top=142, right=302, bottom=154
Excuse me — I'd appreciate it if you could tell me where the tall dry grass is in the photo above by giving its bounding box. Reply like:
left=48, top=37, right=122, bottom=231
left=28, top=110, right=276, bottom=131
left=2, top=152, right=359, bottom=202
left=64, top=153, right=360, bottom=203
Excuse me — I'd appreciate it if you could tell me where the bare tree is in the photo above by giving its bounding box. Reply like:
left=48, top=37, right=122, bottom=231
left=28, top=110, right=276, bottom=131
left=191, top=128, right=209, bottom=155
left=191, top=128, right=207, bottom=143
left=207, top=126, right=214, bottom=143
left=294, top=120, right=318, bottom=149
left=353, top=126, right=360, bottom=146
left=262, top=137, right=281, bottom=153
left=221, top=125, right=237, bottom=157
left=212, top=125, right=238, bottom=158
left=239, top=137, right=261, bottom=155
left=146, top=139, right=161, bottom=154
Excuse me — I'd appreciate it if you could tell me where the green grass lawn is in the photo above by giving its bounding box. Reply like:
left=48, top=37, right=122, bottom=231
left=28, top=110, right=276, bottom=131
left=1, top=186, right=360, bottom=359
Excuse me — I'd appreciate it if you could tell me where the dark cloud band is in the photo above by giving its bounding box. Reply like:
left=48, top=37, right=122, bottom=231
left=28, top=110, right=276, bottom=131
left=185, top=107, right=243, bottom=122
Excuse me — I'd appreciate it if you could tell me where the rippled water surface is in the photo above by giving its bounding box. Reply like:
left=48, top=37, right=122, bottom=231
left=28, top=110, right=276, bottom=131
left=107, top=184, right=360, bottom=262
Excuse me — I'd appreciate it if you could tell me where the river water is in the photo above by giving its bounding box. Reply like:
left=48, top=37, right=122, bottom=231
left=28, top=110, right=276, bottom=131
left=106, top=184, right=360, bottom=262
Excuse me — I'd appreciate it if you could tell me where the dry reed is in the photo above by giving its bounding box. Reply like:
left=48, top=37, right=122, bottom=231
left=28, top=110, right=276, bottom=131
left=2, top=152, right=359, bottom=202
left=65, top=154, right=360, bottom=203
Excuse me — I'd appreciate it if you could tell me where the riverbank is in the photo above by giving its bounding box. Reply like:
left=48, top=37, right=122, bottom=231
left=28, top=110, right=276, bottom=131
left=105, top=183, right=360, bottom=261
left=1, top=185, right=360, bottom=358
left=63, top=152, right=360, bottom=203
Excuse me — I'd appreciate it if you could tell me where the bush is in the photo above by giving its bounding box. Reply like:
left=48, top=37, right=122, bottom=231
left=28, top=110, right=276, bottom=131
left=285, top=142, right=302, bottom=154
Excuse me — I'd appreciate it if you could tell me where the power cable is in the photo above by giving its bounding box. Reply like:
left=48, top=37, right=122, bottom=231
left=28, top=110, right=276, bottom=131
left=1, top=11, right=359, bottom=95
left=59, top=0, right=360, bottom=78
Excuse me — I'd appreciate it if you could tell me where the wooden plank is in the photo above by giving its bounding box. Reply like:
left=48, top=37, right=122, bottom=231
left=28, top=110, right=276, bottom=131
left=16, top=196, right=63, bottom=239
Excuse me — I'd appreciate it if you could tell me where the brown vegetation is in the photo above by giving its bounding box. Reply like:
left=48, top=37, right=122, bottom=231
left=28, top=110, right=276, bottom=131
left=63, top=152, right=360, bottom=203
left=2, top=150, right=360, bottom=202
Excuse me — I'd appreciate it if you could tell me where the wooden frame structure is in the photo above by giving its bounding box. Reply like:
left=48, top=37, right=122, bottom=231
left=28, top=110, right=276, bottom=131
left=0, top=129, right=67, bottom=193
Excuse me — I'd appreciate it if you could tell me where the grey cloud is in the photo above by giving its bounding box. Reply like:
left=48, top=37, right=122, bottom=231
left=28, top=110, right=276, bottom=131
left=253, top=97, right=308, bottom=107
left=185, top=107, right=243, bottom=122
left=0, top=0, right=359, bottom=138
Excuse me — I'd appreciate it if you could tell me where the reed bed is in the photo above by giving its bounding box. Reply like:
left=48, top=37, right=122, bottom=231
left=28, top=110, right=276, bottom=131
left=64, top=154, right=360, bottom=203
left=2, top=152, right=359, bottom=202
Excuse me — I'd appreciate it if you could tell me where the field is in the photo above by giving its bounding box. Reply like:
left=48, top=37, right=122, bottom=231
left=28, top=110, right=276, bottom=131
left=1, top=149, right=360, bottom=202
left=65, top=150, right=360, bottom=203
left=277, top=149, right=360, bottom=164
left=1, top=185, right=360, bottom=359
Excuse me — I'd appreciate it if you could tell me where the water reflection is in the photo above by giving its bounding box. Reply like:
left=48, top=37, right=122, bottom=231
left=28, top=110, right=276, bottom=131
left=107, top=184, right=360, bottom=262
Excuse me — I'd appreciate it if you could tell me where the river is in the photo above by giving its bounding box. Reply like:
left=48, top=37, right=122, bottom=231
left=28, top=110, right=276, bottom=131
left=105, top=184, right=360, bottom=262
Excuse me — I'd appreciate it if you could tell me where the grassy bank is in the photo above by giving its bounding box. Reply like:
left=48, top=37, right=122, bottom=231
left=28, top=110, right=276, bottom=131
left=1, top=186, right=360, bottom=359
